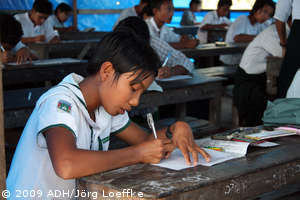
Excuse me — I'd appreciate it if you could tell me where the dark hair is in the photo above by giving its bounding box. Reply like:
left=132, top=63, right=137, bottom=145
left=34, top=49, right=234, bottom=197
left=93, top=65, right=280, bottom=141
left=250, top=0, right=275, bottom=16
left=114, top=17, right=150, bottom=42
left=89, top=30, right=160, bottom=84
left=218, top=0, right=232, bottom=7
left=55, top=3, right=72, bottom=15
left=32, top=0, right=53, bottom=15
left=140, top=4, right=154, bottom=18
left=141, top=0, right=151, bottom=4
left=190, top=0, right=201, bottom=7
left=150, top=0, right=171, bottom=10
left=0, top=13, right=23, bottom=46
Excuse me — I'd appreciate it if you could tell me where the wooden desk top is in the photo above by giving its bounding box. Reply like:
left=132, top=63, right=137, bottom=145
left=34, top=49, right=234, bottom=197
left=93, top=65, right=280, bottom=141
left=78, top=136, right=300, bottom=199
left=181, top=42, right=248, bottom=58
left=59, top=31, right=109, bottom=41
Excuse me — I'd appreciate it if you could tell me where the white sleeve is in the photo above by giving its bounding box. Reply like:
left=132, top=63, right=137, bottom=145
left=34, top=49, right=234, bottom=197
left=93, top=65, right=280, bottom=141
left=110, top=112, right=130, bottom=135
left=161, top=26, right=181, bottom=43
left=261, top=27, right=282, bottom=57
left=36, top=95, right=79, bottom=148
left=12, top=41, right=26, bottom=53
left=199, top=12, right=214, bottom=28
left=44, top=19, right=59, bottom=42
left=287, top=70, right=300, bottom=98
left=274, top=0, right=292, bottom=22
left=225, top=16, right=247, bottom=43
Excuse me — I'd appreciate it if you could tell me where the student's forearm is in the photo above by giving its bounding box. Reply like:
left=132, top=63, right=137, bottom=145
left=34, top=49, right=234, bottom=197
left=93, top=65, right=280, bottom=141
left=171, top=65, right=190, bottom=76
left=275, top=19, right=287, bottom=45
left=21, top=37, right=38, bottom=44
left=233, top=34, right=256, bottom=43
left=201, top=24, right=224, bottom=30
left=169, top=42, right=185, bottom=49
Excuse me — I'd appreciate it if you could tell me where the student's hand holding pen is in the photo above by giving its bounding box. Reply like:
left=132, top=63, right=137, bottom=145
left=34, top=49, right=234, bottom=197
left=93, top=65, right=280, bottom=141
left=0, top=51, right=13, bottom=64
left=34, top=35, right=46, bottom=42
left=15, top=47, right=32, bottom=64
left=168, top=121, right=211, bottom=165
left=180, top=36, right=199, bottom=49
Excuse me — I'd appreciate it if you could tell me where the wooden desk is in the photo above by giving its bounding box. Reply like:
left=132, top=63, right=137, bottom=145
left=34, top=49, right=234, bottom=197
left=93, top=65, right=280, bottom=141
left=77, top=136, right=300, bottom=200
left=59, top=31, right=109, bottom=41
left=173, top=25, right=199, bottom=36
left=181, top=43, right=247, bottom=59
left=207, top=28, right=227, bottom=43
left=27, top=39, right=100, bottom=59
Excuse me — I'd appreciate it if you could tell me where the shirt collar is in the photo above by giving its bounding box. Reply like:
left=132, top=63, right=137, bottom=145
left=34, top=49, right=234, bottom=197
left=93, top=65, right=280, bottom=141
left=149, top=17, right=161, bottom=32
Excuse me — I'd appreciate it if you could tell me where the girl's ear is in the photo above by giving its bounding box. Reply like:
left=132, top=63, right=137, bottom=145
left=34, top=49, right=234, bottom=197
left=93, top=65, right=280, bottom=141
left=98, top=61, right=115, bottom=82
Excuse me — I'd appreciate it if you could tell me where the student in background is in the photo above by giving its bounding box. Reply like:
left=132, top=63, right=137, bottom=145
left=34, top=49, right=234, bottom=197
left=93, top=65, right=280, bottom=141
left=115, top=17, right=194, bottom=79
left=0, top=14, right=35, bottom=64
left=47, top=3, right=76, bottom=33
left=7, top=29, right=210, bottom=198
left=113, top=0, right=151, bottom=28
left=180, top=0, right=202, bottom=26
left=234, top=17, right=292, bottom=126
left=197, top=0, right=232, bottom=44
left=15, top=0, right=60, bottom=44
left=146, top=0, right=199, bottom=49
left=220, top=0, right=275, bottom=66
left=275, top=1, right=300, bottom=98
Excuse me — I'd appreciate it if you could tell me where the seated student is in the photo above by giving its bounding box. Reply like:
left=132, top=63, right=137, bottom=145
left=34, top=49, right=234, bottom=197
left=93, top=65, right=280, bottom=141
left=197, top=0, right=232, bottom=44
left=7, top=29, right=210, bottom=197
left=146, top=0, right=199, bottom=49
left=180, top=0, right=202, bottom=26
left=220, top=0, right=275, bottom=66
left=14, top=0, right=60, bottom=44
left=0, top=14, right=36, bottom=64
left=113, top=0, right=151, bottom=28
left=47, top=2, right=76, bottom=33
left=115, top=17, right=194, bottom=79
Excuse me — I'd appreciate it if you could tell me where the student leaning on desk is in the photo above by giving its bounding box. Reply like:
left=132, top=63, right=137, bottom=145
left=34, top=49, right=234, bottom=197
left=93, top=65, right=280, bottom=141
left=6, top=29, right=210, bottom=198
left=0, top=14, right=36, bottom=64
left=145, top=0, right=199, bottom=49
left=14, top=0, right=60, bottom=44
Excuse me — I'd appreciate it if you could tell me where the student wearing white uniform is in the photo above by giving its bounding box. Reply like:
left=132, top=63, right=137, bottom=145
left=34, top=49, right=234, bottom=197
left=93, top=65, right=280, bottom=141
left=113, top=0, right=151, bottom=29
left=234, top=19, right=291, bottom=126
left=47, top=3, right=76, bottom=33
left=220, top=0, right=275, bottom=65
left=14, top=0, right=59, bottom=44
left=0, top=14, right=35, bottom=64
left=197, top=0, right=232, bottom=44
left=287, top=70, right=300, bottom=98
left=146, top=0, right=198, bottom=49
left=7, top=30, right=210, bottom=199
left=275, top=0, right=300, bottom=98
left=180, top=0, right=201, bottom=26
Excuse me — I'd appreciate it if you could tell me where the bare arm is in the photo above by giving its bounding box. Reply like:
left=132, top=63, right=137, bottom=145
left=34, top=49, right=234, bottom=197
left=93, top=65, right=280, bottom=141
left=21, top=35, right=45, bottom=44
left=233, top=34, right=256, bottom=43
left=275, top=19, right=287, bottom=46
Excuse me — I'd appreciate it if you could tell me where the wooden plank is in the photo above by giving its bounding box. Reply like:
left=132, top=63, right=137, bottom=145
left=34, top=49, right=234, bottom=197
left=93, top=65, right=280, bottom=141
left=0, top=63, right=6, bottom=191
left=60, top=31, right=108, bottom=41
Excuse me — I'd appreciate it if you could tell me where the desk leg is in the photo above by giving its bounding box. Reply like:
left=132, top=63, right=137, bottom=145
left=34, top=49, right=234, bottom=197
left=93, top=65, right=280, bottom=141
left=0, top=66, right=6, bottom=190
left=209, top=96, right=221, bottom=126
left=175, top=103, right=186, bottom=121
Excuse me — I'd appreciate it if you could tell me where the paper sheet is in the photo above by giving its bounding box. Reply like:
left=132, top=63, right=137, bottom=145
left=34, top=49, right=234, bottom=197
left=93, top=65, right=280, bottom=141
left=156, top=75, right=192, bottom=82
left=153, top=138, right=250, bottom=170
left=245, top=130, right=296, bottom=140
left=147, top=81, right=163, bottom=92
left=7, top=58, right=86, bottom=66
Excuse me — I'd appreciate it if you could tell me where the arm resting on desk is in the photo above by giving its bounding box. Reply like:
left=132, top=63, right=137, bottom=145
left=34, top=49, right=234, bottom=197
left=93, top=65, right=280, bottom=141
left=234, top=34, right=256, bottom=43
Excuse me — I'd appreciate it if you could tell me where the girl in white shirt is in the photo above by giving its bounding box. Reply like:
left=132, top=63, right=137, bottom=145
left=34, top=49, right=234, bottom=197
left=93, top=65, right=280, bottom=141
left=220, top=0, right=275, bottom=65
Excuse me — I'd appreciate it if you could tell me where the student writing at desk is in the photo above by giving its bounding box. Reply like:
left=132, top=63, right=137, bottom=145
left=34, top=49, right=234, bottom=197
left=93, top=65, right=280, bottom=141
left=0, top=14, right=35, bottom=64
left=220, top=0, right=275, bottom=66
left=116, top=17, right=194, bottom=79
left=146, top=0, right=199, bottom=49
left=14, top=0, right=60, bottom=44
left=180, top=0, right=202, bottom=26
left=197, top=0, right=232, bottom=44
left=234, top=17, right=292, bottom=126
left=47, top=3, right=77, bottom=33
left=6, top=30, right=210, bottom=198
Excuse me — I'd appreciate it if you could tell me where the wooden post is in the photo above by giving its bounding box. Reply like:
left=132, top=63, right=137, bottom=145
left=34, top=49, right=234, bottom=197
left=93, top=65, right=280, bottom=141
left=0, top=62, right=6, bottom=191
left=73, top=0, right=78, bottom=29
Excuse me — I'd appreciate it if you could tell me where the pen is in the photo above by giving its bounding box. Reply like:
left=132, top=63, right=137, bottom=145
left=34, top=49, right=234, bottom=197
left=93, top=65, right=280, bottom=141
left=0, top=45, right=5, bottom=52
left=162, top=52, right=171, bottom=67
left=146, top=113, right=158, bottom=139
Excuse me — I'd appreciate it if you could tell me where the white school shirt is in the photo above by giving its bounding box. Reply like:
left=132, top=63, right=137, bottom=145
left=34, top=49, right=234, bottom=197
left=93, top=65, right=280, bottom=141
left=6, top=73, right=130, bottom=200
left=240, top=24, right=290, bottom=74
left=47, top=14, right=65, bottom=28
left=287, top=70, right=300, bottom=98
left=197, top=11, right=232, bottom=44
left=274, top=0, right=300, bottom=22
left=146, top=17, right=181, bottom=43
left=11, top=41, right=26, bottom=53
left=113, top=7, right=137, bottom=29
left=220, top=15, right=269, bottom=65
left=180, top=10, right=196, bottom=26
left=14, top=12, right=59, bottom=42
left=150, top=35, right=194, bottom=73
